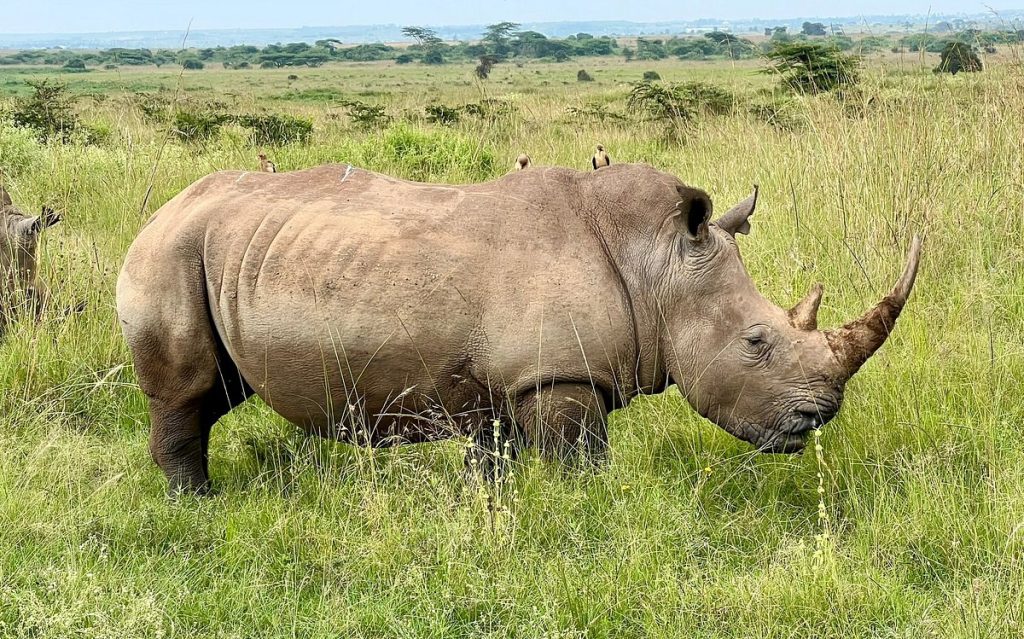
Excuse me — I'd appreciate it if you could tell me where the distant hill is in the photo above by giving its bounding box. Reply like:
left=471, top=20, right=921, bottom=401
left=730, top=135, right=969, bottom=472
left=2, top=13, right=1022, bottom=50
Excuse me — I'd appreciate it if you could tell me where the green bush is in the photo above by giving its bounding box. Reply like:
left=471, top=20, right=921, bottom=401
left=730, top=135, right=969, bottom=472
left=577, top=69, right=594, bottom=82
left=627, top=80, right=735, bottom=121
left=237, top=113, right=313, bottom=145
left=642, top=70, right=661, bottom=81
left=343, top=100, right=392, bottom=130
left=170, top=109, right=229, bottom=142
left=62, top=59, right=87, bottom=72
left=935, top=41, right=983, bottom=74
left=11, top=79, right=80, bottom=143
left=763, top=41, right=860, bottom=94
left=181, top=58, right=204, bottom=70
left=425, top=104, right=460, bottom=126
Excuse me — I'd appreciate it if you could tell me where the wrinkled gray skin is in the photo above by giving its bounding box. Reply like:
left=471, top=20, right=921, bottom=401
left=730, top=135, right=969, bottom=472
left=0, top=187, right=62, bottom=338
left=116, top=163, right=922, bottom=495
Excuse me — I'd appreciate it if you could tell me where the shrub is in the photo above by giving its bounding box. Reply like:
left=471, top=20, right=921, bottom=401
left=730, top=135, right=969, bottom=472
left=566, top=102, right=627, bottom=123
left=343, top=100, right=392, bottom=130
left=287, top=74, right=299, bottom=80
left=461, top=99, right=516, bottom=122
left=763, top=41, right=860, bottom=94
left=132, top=91, right=173, bottom=123
left=577, top=69, right=594, bottom=82
left=62, top=59, right=87, bottom=72
left=171, top=109, right=229, bottom=142
left=422, top=51, right=444, bottom=65
left=935, top=41, right=983, bottom=74
left=425, top=104, right=460, bottom=126
left=395, top=54, right=415, bottom=64
left=643, top=70, right=661, bottom=81
left=181, top=58, right=204, bottom=70
left=627, top=81, right=735, bottom=121
left=237, top=113, right=313, bottom=145
left=103, top=64, right=118, bottom=70
left=11, top=79, right=79, bottom=143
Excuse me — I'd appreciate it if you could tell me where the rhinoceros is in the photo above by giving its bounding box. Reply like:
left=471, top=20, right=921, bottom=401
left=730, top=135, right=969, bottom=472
left=116, top=163, right=922, bottom=494
left=1, top=187, right=63, bottom=338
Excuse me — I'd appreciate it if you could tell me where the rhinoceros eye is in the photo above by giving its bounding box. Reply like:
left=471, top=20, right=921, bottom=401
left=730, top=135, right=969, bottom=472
left=741, top=326, right=772, bottom=357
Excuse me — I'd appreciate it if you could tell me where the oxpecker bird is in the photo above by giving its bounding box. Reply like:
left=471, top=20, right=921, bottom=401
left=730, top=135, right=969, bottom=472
left=591, top=144, right=611, bottom=170
left=258, top=153, right=277, bottom=173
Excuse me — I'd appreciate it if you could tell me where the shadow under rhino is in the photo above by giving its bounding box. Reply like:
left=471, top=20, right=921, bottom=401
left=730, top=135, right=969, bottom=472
left=116, top=163, right=922, bottom=495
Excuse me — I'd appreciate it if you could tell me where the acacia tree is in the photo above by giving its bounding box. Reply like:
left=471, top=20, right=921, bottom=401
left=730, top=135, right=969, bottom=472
left=402, top=26, right=445, bottom=64
left=764, top=41, right=859, bottom=94
left=483, top=22, right=519, bottom=58
left=401, top=26, right=442, bottom=47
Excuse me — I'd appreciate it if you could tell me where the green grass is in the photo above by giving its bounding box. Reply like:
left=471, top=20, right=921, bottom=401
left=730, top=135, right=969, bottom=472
left=1, top=54, right=1023, bottom=637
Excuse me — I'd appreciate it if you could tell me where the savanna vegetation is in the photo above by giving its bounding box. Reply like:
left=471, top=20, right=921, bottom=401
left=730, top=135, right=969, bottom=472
left=0, top=34, right=1022, bottom=637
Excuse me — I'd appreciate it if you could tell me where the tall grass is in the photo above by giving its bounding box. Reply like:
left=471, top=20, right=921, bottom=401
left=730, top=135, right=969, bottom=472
left=0, top=54, right=1022, bottom=637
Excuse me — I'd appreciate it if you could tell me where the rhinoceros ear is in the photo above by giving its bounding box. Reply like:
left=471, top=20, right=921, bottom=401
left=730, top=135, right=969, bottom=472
left=672, top=185, right=713, bottom=242
left=714, top=185, right=758, bottom=236
left=0, top=186, right=11, bottom=208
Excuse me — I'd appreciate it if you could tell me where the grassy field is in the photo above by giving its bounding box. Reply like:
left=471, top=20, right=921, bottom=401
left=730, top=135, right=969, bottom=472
left=0, top=53, right=1023, bottom=637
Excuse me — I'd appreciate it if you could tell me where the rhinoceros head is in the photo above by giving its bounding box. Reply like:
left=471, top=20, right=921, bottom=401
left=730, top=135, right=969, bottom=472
left=660, top=185, right=922, bottom=453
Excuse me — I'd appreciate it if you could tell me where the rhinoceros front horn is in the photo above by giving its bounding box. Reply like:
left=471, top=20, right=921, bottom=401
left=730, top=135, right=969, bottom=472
left=825, top=235, right=923, bottom=379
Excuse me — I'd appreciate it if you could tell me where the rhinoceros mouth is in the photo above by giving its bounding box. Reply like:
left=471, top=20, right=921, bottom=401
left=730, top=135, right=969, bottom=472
left=759, top=432, right=810, bottom=454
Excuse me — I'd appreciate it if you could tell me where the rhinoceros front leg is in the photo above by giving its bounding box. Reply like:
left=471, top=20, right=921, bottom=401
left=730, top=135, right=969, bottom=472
left=515, top=383, right=610, bottom=466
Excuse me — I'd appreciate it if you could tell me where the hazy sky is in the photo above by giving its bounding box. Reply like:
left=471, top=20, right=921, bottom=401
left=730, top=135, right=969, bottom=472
left=6, top=0, right=1022, bottom=33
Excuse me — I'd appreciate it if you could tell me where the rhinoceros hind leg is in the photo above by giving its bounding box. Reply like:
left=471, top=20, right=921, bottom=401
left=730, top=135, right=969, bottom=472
left=516, top=383, right=609, bottom=466
left=148, top=362, right=252, bottom=496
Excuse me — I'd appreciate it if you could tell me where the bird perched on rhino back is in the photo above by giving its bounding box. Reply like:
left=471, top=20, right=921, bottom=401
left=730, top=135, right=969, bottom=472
left=514, top=153, right=531, bottom=171
left=591, top=144, right=611, bottom=170
left=0, top=186, right=63, bottom=338
left=258, top=153, right=277, bottom=173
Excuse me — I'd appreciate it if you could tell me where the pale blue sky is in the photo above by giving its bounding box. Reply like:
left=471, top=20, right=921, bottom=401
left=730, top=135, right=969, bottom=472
left=6, top=0, right=1021, bottom=34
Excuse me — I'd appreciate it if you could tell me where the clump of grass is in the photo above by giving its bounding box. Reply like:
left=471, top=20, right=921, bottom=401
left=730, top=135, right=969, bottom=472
left=363, top=123, right=495, bottom=181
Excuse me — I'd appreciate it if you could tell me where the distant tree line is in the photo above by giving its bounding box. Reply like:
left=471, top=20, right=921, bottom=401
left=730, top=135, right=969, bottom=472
left=1, top=25, right=1019, bottom=70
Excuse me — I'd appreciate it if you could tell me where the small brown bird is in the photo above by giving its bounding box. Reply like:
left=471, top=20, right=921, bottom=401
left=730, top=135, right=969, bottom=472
left=258, top=153, right=277, bottom=173
left=514, top=153, right=531, bottom=171
left=591, top=144, right=611, bottom=170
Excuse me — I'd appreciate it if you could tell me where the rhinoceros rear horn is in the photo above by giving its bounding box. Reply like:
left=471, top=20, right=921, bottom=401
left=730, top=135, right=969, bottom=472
left=825, top=235, right=923, bottom=379
left=788, top=282, right=823, bottom=331
left=714, top=185, right=758, bottom=236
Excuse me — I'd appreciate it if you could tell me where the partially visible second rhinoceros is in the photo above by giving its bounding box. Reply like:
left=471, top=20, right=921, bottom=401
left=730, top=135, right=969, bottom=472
left=1, top=187, right=63, bottom=338
left=116, top=163, right=922, bottom=495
